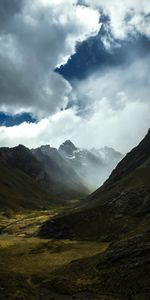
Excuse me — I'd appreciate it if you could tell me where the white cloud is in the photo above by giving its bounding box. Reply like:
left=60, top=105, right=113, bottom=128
left=0, top=0, right=100, bottom=117
left=0, top=55, right=150, bottom=153
left=0, top=0, right=149, bottom=153
left=0, top=98, right=149, bottom=153
left=74, top=56, right=150, bottom=111
left=82, top=0, right=150, bottom=40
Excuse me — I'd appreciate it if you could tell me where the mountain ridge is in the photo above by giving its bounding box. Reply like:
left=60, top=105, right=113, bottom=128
left=37, top=129, right=150, bottom=300
left=0, top=141, right=122, bottom=212
left=39, top=129, right=150, bottom=241
left=58, top=140, right=123, bottom=190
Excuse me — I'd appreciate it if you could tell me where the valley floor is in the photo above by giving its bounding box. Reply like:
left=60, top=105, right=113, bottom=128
left=0, top=208, right=109, bottom=300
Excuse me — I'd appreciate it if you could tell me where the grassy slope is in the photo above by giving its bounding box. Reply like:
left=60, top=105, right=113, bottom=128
left=0, top=132, right=150, bottom=299
left=0, top=209, right=108, bottom=300
left=52, top=230, right=150, bottom=300
left=0, top=208, right=148, bottom=300
left=36, top=156, right=150, bottom=299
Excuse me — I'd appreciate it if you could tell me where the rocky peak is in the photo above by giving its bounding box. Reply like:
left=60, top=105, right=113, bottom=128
left=40, top=145, right=51, bottom=151
left=39, top=145, right=51, bottom=155
left=59, top=140, right=77, bottom=157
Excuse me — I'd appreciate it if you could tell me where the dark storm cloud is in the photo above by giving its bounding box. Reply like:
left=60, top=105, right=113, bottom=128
left=0, top=0, right=23, bottom=18
left=0, top=1, right=70, bottom=116
left=0, top=0, right=24, bottom=31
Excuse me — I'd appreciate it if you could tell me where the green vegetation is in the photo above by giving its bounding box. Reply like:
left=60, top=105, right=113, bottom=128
left=0, top=131, right=150, bottom=299
left=0, top=209, right=108, bottom=299
left=1, top=205, right=149, bottom=300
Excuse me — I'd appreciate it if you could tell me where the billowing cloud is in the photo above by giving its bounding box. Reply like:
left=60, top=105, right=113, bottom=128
left=0, top=54, right=150, bottom=153
left=0, top=99, right=149, bottom=153
left=82, top=0, right=150, bottom=41
left=0, top=0, right=100, bottom=116
left=74, top=55, right=150, bottom=111
left=0, top=0, right=149, bottom=153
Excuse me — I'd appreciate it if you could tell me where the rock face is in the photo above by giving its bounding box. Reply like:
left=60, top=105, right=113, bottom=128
left=59, top=140, right=77, bottom=158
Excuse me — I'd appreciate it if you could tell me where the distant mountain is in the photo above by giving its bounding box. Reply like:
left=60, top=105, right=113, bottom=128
left=59, top=140, right=77, bottom=157
left=0, top=140, right=123, bottom=212
left=32, top=140, right=123, bottom=197
left=40, top=129, right=150, bottom=240
left=32, top=145, right=89, bottom=199
left=0, top=143, right=89, bottom=212
left=92, top=146, right=123, bottom=167
left=39, top=129, right=150, bottom=300
left=59, top=140, right=123, bottom=190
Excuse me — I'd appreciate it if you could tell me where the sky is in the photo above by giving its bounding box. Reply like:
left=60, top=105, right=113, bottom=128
left=0, top=0, right=149, bottom=153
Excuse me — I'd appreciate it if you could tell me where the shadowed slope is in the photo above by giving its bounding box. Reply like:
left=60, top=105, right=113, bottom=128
left=32, top=145, right=89, bottom=199
left=0, top=145, right=55, bottom=212
left=38, top=129, right=150, bottom=300
left=39, top=129, right=150, bottom=241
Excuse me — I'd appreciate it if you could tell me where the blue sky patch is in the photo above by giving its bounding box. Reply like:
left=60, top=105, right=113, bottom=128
left=0, top=112, right=36, bottom=127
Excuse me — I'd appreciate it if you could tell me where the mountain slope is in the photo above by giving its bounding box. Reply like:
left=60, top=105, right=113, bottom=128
left=0, top=146, right=53, bottom=212
left=38, top=130, right=150, bottom=300
left=39, top=129, right=150, bottom=241
left=103, top=128, right=150, bottom=188
left=32, top=145, right=89, bottom=199
left=59, top=140, right=123, bottom=190
left=0, top=140, right=122, bottom=212
left=0, top=143, right=89, bottom=212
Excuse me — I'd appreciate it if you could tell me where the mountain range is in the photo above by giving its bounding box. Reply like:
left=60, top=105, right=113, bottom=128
left=0, top=130, right=149, bottom=299
left=40, top=129, right=150, bottom=240
left=0, top=141, right=122, bottom=212
left=38, top=129, right=150, bottom=300
left=58, top=140, right=123, bottom=190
